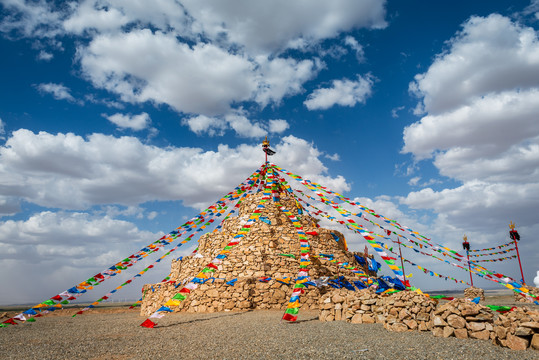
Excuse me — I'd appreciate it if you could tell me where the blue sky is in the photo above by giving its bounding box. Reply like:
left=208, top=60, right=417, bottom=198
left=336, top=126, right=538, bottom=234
left=1, top=0, right=538, bottom=305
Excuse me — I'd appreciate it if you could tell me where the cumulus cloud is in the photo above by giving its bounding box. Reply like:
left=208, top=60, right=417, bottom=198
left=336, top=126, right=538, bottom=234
left=0, top=210, right=163, bottom=304
left=180, top=0, right=387, bottom=54
left=104, top=112, right=151, bottom=131
left=268, top=119, right=289, bottom=134
left=409, top=14, right=539, bottom=116
left=304, top=74, right=374, bottom=110
left=36, top=83, right=77, bottom=102
left=2, top=1, right=386, bottom=119
left=401, top=14, right=539, bottom=249
left=0, top=130, right=350, bottom=210
left=183, top=115, right=289, bottom=138
left=78, top=30, right=257, bottom=116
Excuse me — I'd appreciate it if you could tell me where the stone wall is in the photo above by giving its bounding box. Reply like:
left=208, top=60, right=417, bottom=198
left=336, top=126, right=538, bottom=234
left=318, top=288, right=539, bottom=351
left=318, top=289, right=436, bottom=332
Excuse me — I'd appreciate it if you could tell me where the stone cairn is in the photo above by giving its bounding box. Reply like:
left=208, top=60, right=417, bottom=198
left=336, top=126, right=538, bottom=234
left=463, top=286, right=485, bottom=301
left=319, top=288, right=539, bottom=351
left=141, top=191, right=376, bottom=316
left=514, top=285, right=539, bottom=303
left=318, top=289, right=436, bottom=332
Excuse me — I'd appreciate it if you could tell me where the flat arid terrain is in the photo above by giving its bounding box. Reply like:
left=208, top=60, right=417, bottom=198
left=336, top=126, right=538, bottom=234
left=1, top=292, right=537, bottom=360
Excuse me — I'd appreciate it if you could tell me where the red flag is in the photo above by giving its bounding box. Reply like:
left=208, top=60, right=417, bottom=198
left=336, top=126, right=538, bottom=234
left=282, top=313, right=297, bottom=322
left=50, top=295, right=62, bottom=301
left=3, top=318, right=17, bottom=325
left=140, top=319, right=156, bottom=328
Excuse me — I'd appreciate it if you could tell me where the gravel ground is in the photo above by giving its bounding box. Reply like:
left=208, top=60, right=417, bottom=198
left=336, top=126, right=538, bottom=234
left=1, top=308, right=537, bottom=360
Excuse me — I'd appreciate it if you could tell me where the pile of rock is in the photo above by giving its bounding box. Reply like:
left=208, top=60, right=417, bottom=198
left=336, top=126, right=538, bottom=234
left=494, top=307, right=539, bottom=350
left=382, top=291, right=437, bottom=332
left=318, top=289, right=437, bottom=332
left=514, top=285, right=539, bottom=303
left=141, top=192, right=373, bottom=316
left=430, top=298, right=494, bottom=340
left=318, top=288, right=384, bottom=323
left=463, top=286, right=485, bottom=301
left=318, top=288, right=539, bottom=352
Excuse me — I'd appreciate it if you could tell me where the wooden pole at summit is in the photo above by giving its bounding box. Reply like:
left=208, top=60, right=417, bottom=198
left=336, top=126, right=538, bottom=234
left=462, top=235, right=473, bottom=287
left=509, top=221, right=525, bottom=284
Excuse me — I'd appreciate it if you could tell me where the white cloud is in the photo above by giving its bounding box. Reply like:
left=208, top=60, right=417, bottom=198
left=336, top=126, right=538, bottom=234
left=253, top=56, right=323, bottom=108
left=104, top=112, right=151, bottom=131
left=344, top=36, right=365, bottom=63
left=3, top=1, right=387, bottom=120
left=409, top=14, right=539, bottom=116
left=408, top=177, right=421, bottom=186
left=268, top=119, right=289, bottom=134
left=0, top=0, right=62, bottom=38
left=147, top=211, right=158, bottom=220
left=0, top=117, right=4, bottom=135
left=63, top=0, right=130, bottom=35
left=324, top=153, right=340, bottom=161
left=36, top=83, right=76, bottom=102
left=78, top=29, right=257, bottom=116
left=401, top=14, right=539, bottom=255
left=225, top=113, right=266, bottom=138
left=0, top=210, right=162, bottom=304
left=0, top=130, right=350, bottom=210
left=391, top=105, right=405, bottom=118
left=304, top=74, right=374, bottom=110
left=37, top=50, right=53, bottom=61
left=183, top=115, right=289, bottom=138
left=182, top=115, right=228, bottom=137
left=180, top=0, right=387, bottom=54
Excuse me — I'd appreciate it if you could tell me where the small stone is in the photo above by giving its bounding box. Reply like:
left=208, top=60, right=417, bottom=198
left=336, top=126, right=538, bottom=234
left=403, top=319, right=418, bottom=330
left=441, top=326, right=453, bottom=338
left=468, top=322, right=486, bottom=332
left=454, top=328, right=468, bottom=339
left=520, top=321, right=539, bottom=330
left=470, top=330, right=490, bottom=341
left=506, top=333, right=529, bottom=350
left=495, top=326, right=507, bottom=340
left=514, top=326, right=533, bottom=336
left=362, top=314, right=375, bottom=324
left=350, top=313, right=362, bottom=324
left=391, top=323, right=409, bottom=332
left=531, top=334, right=539, bottom=350
left=432, top=327, right=444, bottom=337
left=446, top=314, right=466, bottom=329
left=433, top=316, right=447, bottom=327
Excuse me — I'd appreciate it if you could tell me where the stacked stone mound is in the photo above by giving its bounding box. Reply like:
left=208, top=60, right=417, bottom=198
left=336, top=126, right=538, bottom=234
left=382, top=291, right=437, bottom=332
left=494, top=307, right=539, bottom=350
left=319, top=288, right=539, bottom=351
left=463, top=286, right=485, bottom=301
left=431, top=299, right=495, bottom=340
left=141, top=191, right=374, bottom=316
left=514, top=286, right=539, bottom=303
left=319, top=288, right=384, bottom=324
left=318, top=289, right=436, bottom=332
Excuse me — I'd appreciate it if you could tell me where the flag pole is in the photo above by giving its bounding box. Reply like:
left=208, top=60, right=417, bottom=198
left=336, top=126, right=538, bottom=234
left=462, top=235, right=473, bottom=287
left=394, top=233, right=408, bottom=288
left=509, top=221, right=525, bottom=284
